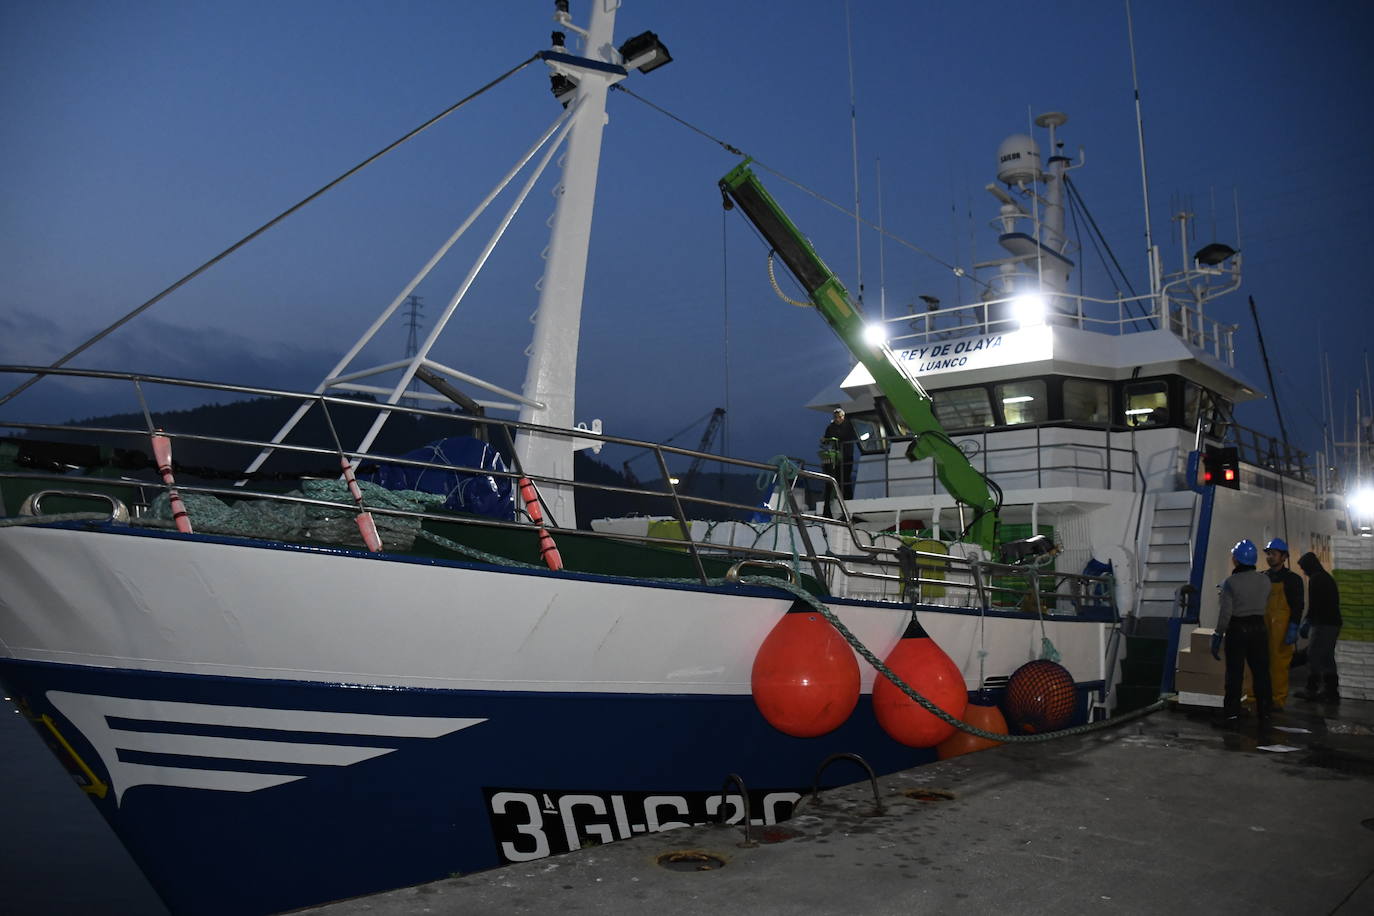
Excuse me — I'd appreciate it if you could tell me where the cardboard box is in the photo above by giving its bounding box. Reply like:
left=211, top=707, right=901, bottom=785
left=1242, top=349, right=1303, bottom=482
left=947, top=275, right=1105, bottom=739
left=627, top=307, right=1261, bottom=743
left=1176, top=646, right=1225, bottom=675
left=1174, top=669, right=1224, bottom=695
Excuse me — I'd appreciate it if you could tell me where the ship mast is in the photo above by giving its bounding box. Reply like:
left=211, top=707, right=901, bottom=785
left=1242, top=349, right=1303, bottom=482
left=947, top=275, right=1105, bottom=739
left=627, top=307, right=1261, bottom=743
left=516, top=1, right=625, bottom=525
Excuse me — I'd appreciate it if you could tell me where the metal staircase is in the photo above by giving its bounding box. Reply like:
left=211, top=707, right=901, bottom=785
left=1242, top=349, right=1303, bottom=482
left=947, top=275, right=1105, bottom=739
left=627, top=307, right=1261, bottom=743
left=1139, top=488, right=1199, bottom=620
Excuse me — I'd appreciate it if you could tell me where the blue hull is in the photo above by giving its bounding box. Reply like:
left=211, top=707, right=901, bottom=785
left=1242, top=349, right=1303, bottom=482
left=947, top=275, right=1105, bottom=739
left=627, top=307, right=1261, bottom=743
left=1, top=658, right=966, bottom=916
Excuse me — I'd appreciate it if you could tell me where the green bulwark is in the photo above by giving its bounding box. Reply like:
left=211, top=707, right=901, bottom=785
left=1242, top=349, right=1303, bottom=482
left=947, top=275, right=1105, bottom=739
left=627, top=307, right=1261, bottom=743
left=1333, top=569, right=1374, bottom=642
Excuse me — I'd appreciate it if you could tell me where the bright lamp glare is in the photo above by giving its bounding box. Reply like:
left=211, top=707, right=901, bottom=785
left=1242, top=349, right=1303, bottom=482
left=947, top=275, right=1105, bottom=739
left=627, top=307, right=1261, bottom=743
left=1011, top=293, right=1046, bottom=327
left=863, top=323, right=888, bottom=346
left=1351, top=486, right=1374, bottom=516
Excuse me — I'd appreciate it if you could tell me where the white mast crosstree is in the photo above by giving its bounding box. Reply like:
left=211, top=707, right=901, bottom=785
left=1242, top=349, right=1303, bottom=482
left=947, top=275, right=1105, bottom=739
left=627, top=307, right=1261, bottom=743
left=244, top=3, right=667, bottom=527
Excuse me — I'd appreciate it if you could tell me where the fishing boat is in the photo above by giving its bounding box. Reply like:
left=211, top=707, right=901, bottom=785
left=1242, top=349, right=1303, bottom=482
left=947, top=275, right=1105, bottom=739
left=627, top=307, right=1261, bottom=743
left=0, top=4, right=1354, bottom=916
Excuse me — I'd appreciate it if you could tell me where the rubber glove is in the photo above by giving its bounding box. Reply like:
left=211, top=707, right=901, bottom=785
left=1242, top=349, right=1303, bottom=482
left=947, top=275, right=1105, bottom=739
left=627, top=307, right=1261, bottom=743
left=1299, top=620, right=1311, bottom=639
left=1210, top=632, right=1222, bottom=660
left=1284, top=622, right=1299, bottom=645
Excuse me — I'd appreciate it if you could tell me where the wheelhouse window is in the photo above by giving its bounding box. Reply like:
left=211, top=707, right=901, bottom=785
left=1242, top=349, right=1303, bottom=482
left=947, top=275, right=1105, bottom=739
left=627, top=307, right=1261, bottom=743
left=995, top=380, right=1048, bottom=425
left=1124, top=380, right=1169, bottom=427
left=932, top=387, right=995, bottom=430
left=851, top=415, right=886, bottom=455
left=1185, top=384, right=1232, bottom=438
left=1064, top=379, right=1111, bottom=425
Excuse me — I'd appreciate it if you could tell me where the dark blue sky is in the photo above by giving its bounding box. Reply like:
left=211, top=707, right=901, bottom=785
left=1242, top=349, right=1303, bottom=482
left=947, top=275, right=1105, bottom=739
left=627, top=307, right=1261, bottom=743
left=2, top=1, right=1371, bottom=469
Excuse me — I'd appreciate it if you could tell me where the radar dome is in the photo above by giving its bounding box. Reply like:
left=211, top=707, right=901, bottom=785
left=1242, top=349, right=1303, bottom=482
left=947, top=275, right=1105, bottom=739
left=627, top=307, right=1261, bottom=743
left=996, top=134, right=1041, bottom=185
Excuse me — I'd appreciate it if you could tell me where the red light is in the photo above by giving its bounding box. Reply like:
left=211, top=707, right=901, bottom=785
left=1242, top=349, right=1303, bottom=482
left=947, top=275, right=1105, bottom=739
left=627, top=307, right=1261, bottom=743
left=1203, top=471, right=1213, bottom=483
left=1224, top=469, right=1235, bottom=481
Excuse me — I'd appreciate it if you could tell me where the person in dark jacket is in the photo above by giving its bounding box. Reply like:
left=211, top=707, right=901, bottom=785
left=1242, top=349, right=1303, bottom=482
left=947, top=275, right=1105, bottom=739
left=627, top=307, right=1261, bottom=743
left=1213, top=539, right=1273, bottom=722
left=1296, top=551, right=1342, bottom=703
left=820, top=408, right=857, bottom=516
left=1261, top=537, right=1304, bottom=709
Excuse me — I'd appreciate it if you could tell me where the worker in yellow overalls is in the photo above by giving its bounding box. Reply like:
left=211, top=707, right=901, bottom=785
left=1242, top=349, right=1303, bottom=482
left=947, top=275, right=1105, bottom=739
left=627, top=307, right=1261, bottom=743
left=1261, top=537, right=1305, bottom=709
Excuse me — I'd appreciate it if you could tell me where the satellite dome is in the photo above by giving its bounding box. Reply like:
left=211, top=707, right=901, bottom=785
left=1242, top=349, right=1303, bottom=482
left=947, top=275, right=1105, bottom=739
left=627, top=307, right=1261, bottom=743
left=996, top=133, right=1041, bottom=185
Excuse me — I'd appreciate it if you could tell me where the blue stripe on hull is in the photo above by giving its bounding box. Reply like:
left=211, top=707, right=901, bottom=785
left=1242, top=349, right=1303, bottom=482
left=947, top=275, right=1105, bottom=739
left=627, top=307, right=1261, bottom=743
left=0, top=658, right=1096, bottom=916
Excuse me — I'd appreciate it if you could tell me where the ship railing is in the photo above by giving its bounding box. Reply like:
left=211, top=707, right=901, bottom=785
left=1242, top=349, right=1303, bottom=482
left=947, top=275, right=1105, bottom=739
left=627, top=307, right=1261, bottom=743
left=854, top=420, right=1142, bottom=498
left=0, top=365, right=876, bottom=589
left=870, top=290, right=1235, bottom=364
left=1228, top=422, right=1313, bottom=483
left=0, top=366, right=1117, bottom=617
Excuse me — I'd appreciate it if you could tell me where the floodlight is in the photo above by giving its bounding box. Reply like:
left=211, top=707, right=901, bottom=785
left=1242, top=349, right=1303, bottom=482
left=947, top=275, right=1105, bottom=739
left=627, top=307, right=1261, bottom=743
left=619, top=31, right=672, bottom=74
left=1351, top=486, right=1374, bottom=517
left=863, top=323, right=888, bottom=346
left=1011, top=293, right=1045, bottom=327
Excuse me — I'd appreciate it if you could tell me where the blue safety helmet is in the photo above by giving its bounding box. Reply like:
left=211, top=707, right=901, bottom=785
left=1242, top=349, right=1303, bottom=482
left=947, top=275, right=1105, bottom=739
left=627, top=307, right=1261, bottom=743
left=1263, top=537, right=1288, bottom=554
left=1232, top=539, right=1258, bottom=566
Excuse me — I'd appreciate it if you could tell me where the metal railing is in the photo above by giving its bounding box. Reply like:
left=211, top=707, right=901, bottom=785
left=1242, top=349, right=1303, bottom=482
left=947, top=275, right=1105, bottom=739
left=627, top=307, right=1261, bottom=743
left=0, top=365, right=1117, bottom=618
left=855, top=421, right=1141, bottom=499
left=875, top=290, right=1235, bottom=365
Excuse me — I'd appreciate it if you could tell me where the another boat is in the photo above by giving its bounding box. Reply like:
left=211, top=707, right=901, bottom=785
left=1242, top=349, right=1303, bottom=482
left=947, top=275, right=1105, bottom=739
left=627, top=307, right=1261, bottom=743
left=0, top=5, right=1352, bottom=916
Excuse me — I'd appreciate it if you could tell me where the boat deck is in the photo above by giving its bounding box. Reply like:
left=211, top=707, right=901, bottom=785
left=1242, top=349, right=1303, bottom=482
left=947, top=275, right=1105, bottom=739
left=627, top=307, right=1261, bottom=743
left=301, top=694, right=1374, bottom=916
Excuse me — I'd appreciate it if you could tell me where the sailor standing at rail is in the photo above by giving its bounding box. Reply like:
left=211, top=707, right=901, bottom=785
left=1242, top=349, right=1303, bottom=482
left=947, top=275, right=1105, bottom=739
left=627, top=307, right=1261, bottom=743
left=1261, top=537, right=1304, bottom=709
left=820, top=408, right=857, bottom=517
left=1211, top=539, right=1273, bottom=724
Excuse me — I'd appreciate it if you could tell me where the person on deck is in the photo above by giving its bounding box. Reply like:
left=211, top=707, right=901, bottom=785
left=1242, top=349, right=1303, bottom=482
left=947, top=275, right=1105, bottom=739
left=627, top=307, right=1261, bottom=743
left=1212, top=539, right=1273, bottom=724
left=820, top=408, right=857, bottom=516
left=1261, top=537, right=1304, bottom=709
left=1296, top=551, right=1342, bottom=703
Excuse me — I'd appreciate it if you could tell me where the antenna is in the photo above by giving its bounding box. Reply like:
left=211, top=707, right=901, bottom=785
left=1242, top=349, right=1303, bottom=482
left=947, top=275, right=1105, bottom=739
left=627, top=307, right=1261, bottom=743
left=877, top=158, right=887, bottom=320
left=1125, top=0, right=1158, bottom=299
left=845, top=0, right=864, bottom=307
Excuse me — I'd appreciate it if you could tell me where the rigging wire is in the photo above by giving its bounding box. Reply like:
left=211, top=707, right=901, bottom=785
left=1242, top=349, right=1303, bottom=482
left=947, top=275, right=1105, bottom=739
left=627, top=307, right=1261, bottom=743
left=611, top=84, right=993, bottom=296
left=720, top=207, right=732, bottom=463
left=1248, top=294, right=1291, bottom=540
left=1, top=53, right=543, bottom=409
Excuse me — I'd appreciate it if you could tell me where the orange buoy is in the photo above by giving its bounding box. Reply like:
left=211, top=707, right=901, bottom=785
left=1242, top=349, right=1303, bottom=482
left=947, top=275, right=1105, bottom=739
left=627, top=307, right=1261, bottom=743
left=751, top=602, right=860, bottom=738
left=872, top=615, right=968, bottom=747
left=936, top=692, right=1008, bottom=759
left=517, top=476, right=563, bottom=571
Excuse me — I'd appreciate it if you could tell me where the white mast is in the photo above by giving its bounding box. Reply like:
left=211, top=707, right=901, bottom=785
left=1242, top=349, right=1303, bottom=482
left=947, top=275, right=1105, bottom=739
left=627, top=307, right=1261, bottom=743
left=516, top=1, right=625, bottom=525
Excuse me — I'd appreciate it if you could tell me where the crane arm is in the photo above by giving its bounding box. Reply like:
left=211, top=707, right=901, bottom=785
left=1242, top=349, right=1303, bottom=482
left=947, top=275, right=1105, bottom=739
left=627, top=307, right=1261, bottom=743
left=719, top=161, right=1000, bottom=551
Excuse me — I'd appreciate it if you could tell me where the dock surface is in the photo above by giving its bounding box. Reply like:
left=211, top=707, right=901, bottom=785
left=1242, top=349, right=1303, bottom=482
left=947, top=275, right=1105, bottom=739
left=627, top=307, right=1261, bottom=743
left=304, top=698, right=1374, bottom=916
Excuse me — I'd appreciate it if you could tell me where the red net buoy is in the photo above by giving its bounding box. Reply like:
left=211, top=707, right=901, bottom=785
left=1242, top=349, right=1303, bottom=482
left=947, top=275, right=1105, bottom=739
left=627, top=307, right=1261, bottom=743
left=1003, top=659, right=1076, bottom=734
left=751, top=604, right=860, bottom=737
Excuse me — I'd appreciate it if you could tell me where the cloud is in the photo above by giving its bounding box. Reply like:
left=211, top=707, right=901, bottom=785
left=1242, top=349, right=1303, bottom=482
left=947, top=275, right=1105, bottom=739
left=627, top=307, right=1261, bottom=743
left=0, top=308, right=342, bottom=422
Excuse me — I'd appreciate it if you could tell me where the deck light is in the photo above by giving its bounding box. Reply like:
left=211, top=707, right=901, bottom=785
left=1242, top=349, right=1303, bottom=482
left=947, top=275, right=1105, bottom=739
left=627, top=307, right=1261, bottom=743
left=1351, top=486, right=1374, bottom=517
left=1011, top=293, right=1045, bottom=327
left=863, top=323, right=888, bottom=346
left=619, top=31, right=672, bottom=73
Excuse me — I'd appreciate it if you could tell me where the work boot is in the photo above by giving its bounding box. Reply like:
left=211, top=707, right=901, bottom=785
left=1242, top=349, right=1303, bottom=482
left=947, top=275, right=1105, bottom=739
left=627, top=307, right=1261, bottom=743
left=1295, top=677, right=1321, bottom=702
left=1319, top=674, right=1341, bottom=704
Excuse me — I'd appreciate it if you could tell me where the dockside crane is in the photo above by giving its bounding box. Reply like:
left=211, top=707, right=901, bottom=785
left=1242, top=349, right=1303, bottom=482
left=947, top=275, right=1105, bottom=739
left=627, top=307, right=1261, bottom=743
left=621, top=407, right=726, bottom=490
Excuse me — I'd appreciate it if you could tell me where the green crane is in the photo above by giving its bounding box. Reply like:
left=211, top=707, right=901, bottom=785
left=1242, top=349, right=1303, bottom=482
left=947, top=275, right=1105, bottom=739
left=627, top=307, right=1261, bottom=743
left=719, top=161, right=1001, bottom=553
